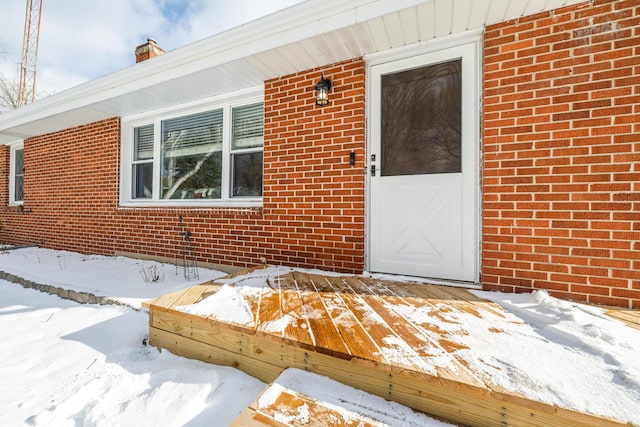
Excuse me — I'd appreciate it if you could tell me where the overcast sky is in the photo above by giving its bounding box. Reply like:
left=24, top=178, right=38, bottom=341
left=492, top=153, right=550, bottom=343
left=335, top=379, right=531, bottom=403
left=0, top=0, right=303, bottom=96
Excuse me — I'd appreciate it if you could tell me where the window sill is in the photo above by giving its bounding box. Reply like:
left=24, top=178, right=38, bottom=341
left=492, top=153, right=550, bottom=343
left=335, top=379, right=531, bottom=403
left=118, top=199, right=263, bottom=209
left=4, top=203, right=27, bottom=213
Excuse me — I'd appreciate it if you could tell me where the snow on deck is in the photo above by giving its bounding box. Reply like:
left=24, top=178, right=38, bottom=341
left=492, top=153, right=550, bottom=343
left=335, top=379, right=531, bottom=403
left=148, top=265, right=639, bottom=426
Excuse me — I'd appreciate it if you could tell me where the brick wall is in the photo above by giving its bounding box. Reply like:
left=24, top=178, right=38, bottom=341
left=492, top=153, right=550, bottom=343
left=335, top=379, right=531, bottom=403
left=0, top=58, right=366, bottom=273
left=483, top=0, right=640, bottom=308
left=264, top=59, right=366, bottom=271
left=1, top=118, right=122, bottom=252
left=4, top=1, right=637, bottom=308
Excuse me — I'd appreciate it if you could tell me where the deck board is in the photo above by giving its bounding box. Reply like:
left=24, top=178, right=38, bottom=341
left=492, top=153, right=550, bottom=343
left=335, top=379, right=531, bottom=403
left=253, top=284, right=280, bottom=333
left=311, top=275, right=383, bottom=363
left=606, top=308, right=640, bottom=330
left=345, top=277, right=485, bottom=387
left=231, top=409, right=287, bottom=427
left=292, top=273, right=351, bottom=359
left=172, top=284, right=222, bottom=307
left=270, top=274, right=316, bottom=349
left=143, top=287, right=191, bottom=311
left=347, top=279, right=466, bottom=376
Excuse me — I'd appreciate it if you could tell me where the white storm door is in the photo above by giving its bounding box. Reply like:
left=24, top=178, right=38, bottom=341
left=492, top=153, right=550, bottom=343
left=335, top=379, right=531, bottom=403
left=368, top=43, right=478, bottom=282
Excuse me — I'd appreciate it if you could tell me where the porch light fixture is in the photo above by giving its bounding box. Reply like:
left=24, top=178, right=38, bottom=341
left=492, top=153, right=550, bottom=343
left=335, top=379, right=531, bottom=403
left=314, top=75, right=332, bottom=106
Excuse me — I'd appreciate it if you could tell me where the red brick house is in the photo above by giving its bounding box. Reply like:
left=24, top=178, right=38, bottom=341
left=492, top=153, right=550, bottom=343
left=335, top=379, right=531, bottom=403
left=0, top=0, right=638, bottom=308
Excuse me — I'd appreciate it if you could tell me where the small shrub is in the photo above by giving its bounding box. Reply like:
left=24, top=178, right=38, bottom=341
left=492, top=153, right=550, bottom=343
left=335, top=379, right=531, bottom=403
left=140, top=264, right=165, bottom=284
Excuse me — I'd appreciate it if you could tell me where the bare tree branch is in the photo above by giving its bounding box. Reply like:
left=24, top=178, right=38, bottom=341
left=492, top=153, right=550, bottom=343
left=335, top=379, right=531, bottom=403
left=0, top=74, right=21, bottom=111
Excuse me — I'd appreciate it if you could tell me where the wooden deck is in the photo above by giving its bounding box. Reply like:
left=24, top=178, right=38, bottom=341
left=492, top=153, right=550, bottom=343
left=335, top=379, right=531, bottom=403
left=604, top=308, right=640, bottom=330
left=145, top=267, right=628, bottom=426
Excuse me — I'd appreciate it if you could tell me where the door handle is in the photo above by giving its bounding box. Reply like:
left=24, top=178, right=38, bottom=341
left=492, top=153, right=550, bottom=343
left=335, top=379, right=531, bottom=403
left=371, top=164, right=376, bottom=176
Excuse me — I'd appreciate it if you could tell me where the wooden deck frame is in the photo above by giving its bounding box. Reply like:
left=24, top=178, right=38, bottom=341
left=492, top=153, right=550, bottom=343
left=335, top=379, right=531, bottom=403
left=146, top=270, right=627, bottom=427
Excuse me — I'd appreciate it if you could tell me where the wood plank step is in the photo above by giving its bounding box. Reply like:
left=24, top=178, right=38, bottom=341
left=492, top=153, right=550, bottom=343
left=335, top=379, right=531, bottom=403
left=240, top=386, right=380, bottom=426
left=231, top=368, right=448, bottom=427
left=148, top=269, right=630, bottom=427
left=231, top=408, right=287, bottom=427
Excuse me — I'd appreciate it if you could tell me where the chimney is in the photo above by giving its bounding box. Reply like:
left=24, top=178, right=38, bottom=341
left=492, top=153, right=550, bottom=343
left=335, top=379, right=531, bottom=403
left=135, top=38, right=165, bottom=63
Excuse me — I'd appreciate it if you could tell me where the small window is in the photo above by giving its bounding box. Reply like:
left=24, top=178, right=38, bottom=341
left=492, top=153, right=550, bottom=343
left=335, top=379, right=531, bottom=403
left=9, top=144, right=24, bottom=205
left=132, top=125, right=154, bottom=199
left=232, top=103, right=264, bottom=149
left=231, top=103, right=263, bottom=197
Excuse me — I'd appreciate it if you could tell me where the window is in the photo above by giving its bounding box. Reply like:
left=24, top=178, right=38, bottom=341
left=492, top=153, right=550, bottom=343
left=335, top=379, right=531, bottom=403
left=381, top=59, right=462, bottom=176
left=122, top=98, right=263, bottom=206
left=132, top=125, right=154, bottom=198
left=9, top=143, right=24, bottom=205
left=161, top=109, right=224, bottom=200
left=231, top=103, right=263, bottom=197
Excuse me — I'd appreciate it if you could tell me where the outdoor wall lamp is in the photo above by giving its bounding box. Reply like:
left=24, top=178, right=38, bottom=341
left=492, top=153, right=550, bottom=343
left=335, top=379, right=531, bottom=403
left=315, top=75, right=332, bottom=106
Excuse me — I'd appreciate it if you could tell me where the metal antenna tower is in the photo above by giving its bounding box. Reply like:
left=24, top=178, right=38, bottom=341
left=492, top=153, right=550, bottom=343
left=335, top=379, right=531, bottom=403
left=17, top=0, right=43, bottom=107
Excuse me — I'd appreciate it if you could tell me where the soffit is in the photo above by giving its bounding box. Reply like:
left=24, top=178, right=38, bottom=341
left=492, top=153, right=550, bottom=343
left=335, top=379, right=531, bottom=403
left=0, top=0, right=584, bottom=143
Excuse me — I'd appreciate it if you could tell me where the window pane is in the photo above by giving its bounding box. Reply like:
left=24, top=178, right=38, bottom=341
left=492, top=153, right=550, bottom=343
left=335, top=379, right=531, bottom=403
left=381, top=59, right=462, bottom=176
left=14, top=176, right=24, bottom=202
left=163, top=110, right=223, bottom=152
left=162, top=152, right=222, bottom=199
left=14, top=148, right=24, bottom=202
left=232, top=152, right=263, bottom=197
left=134, top=125, right=154, bottom=161
left=15, top=148, right=24, bottom=172
left=132, top=162, right=153, bottom=199
left=161, top=110, right=223, bottom=200
left=232, top=103, right=264, bottom=149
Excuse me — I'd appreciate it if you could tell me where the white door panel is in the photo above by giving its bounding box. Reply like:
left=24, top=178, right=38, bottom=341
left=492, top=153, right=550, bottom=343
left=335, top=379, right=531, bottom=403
left=374, top=174, right=463, bottom=278
left=368, top=41, right=479, bottom=282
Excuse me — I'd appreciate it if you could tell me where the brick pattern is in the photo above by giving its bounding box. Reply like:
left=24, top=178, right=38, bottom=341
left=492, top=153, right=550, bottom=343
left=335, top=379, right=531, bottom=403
left=135, top=40, right=165, bottom=63
left=483, top=0, right=640, bottom=308
left=1, top=118, right=121, bottom=253
left=0, top=59, right=366, bottom=273
left=264, top=59, right=366, bottom=271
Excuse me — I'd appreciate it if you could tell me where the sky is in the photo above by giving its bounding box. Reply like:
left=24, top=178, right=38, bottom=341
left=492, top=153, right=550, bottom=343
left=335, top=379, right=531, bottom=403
left=0, top=0, right=304, bottom=97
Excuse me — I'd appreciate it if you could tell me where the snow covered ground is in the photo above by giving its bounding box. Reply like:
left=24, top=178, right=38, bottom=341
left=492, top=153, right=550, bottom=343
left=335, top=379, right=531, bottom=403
left=0, top=247, right=228, bottom=309
left=0, top=248, right=450, bottom=426
left=0, top=247, right=639, bottom=425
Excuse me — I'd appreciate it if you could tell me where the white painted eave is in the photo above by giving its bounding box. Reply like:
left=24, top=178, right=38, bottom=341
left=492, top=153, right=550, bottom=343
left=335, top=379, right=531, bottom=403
left=0, top=0, right=585, bottom=143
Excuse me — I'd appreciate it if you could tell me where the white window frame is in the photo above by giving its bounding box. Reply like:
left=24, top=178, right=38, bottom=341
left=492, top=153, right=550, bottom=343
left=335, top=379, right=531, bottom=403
left=9, top=142, right=24, bottom=206
left=120, top=88, right=264, bottom=207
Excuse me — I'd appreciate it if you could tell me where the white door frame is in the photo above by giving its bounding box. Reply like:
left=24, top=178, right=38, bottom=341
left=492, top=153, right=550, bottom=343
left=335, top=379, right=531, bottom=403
left=364, top=31, right=482, bottom=284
